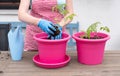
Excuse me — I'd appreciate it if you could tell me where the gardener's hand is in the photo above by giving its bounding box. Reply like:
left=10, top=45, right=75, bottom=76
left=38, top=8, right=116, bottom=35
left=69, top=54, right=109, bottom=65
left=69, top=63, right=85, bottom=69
left=50, top=24, right=62, bottom=40
left=55, top=25, right=62, bottom=39
left=38, top=19, right=56, bottom=35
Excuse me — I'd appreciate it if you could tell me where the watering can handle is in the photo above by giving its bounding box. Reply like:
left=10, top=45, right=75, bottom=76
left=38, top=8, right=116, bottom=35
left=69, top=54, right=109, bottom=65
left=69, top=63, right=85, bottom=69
left=16, top=26, right=22, bottom=32
left=10, top=25, right=22, bottom=32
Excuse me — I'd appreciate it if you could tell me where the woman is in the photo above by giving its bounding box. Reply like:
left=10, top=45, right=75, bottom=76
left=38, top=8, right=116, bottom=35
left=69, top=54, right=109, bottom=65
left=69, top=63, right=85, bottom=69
left=18, top=0, right=74, bottom=51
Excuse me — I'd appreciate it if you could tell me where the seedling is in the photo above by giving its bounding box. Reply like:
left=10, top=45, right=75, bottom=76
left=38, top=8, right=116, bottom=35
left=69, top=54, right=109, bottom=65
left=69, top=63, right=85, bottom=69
left=52, top=4, right=76, bottom=22
left=48, top=3, right=76, bottom=39
left=81, top=22, right=110, bottom=39
left=52, top=4, right=76, bottom=30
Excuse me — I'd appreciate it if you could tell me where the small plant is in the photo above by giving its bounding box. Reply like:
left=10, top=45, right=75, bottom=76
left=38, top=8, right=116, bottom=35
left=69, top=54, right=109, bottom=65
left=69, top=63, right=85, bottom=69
left=47, top=4, right=76, bottom=39
left=80, top=22, right=110, bottom=39
left=52, top=4, right=76, bottom=24
left=52, top=4, right=68, bottom=16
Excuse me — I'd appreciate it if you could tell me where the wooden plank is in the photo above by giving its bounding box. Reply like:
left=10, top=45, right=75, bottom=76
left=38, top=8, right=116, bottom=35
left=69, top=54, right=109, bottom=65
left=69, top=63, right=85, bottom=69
left=0, top=51, right=120, bottom=76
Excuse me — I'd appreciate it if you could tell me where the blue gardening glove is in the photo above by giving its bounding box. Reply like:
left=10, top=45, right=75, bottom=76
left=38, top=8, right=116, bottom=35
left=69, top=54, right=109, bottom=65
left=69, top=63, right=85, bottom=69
left=38, top=19, right=56, bottom=35
left=55, top=25, right=62, bottom=39
left=49, top=24, right=62, bottom=40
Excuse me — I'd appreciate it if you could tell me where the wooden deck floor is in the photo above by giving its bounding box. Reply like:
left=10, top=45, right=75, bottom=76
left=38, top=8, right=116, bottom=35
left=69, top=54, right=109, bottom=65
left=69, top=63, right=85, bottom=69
left=0, top=51, right=120, bottom=76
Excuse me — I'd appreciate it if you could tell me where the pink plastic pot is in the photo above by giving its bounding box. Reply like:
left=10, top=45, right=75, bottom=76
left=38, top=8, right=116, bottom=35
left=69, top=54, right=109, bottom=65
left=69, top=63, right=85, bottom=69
left=34, top=32, right=70, bottom=64
left=72, top=32, right=110, bottom=65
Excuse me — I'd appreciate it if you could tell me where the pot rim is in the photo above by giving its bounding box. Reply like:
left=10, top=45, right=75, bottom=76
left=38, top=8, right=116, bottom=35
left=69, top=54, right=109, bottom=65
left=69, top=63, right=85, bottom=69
left=34, top=32, right=71, bottom=43
left=72, top=32, right=110, bottom=42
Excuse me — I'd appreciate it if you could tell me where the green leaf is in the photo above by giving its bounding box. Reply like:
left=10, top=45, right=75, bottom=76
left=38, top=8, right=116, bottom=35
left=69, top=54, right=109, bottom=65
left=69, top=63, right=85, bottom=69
left=105, top=26, right=110, bottom=32
left=87, top=29, right=92, bottom=39
left=86, top=22, right=101, bottom=38
left=100, top=26, right=110, bottom=32
left=65, top=13, right=76, bottom=21
left=60, top=10, right=69, bottom=16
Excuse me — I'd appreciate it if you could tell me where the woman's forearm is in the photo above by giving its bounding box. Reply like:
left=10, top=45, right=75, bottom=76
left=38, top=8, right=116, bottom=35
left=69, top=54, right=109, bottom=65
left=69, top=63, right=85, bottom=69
left=18, top=11, right=40, bottom=25
left=18, top=0, right=40, bottom=26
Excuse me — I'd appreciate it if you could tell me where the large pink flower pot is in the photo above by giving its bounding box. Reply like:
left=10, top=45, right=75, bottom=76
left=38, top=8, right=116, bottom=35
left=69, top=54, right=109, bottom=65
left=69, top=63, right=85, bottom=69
left=72, top=32, right=110, bottom=65
left=34, top=32, right=70, bottom=64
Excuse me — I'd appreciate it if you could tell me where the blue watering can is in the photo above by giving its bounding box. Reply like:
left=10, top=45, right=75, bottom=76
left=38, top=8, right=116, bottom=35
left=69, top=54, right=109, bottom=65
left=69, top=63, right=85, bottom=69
left=8, top=26, right=24, bottom=61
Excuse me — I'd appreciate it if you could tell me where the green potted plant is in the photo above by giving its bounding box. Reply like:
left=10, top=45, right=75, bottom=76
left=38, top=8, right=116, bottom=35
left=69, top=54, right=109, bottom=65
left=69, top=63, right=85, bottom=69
left=33, top=4, right=75, bottom=68
left=72, top=22, right=110, bottom=65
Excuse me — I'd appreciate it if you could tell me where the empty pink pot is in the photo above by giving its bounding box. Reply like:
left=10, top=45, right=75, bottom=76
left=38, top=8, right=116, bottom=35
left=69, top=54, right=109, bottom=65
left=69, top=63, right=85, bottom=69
left=72, top=32, right=110, bottom=65
left=34, top=32, right=70, bottom=64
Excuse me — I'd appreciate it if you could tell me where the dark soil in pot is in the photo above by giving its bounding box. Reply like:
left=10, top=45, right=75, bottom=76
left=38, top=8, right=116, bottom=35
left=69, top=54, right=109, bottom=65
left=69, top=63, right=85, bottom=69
left=80, top=35, right=104, bottom=39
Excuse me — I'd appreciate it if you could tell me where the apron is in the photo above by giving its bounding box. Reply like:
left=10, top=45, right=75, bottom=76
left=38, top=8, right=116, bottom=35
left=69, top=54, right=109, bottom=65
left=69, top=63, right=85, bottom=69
left=24, top=0, right=66, bottom=51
